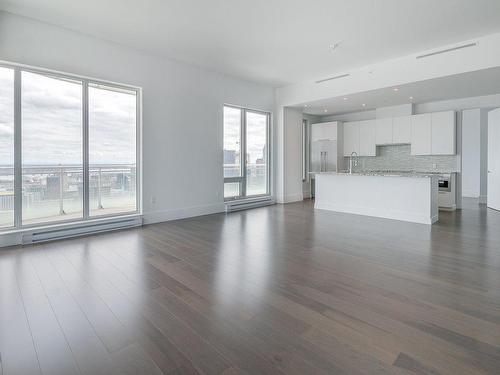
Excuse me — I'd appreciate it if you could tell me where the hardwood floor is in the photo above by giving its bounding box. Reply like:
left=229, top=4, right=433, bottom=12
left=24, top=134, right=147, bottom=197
left=1, top=198, right=499, bottom=374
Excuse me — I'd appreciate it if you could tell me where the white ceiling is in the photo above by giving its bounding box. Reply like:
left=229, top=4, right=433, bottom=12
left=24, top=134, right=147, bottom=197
left=299, top=67, right=500, bottom=116
left=2, top=0, right=500, bottom=87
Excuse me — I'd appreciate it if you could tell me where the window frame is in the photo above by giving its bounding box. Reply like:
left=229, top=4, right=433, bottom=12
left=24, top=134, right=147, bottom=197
left=0, top=60, right=142, bottom=232
left=223, top=104, right=271, bottom=201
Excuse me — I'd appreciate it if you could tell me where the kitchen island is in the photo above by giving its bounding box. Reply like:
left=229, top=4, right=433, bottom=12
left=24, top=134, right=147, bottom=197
left=314, top=172, right=439, bottom=224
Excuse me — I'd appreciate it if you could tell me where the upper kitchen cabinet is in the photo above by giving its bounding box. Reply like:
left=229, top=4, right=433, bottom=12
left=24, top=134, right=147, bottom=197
left=375, top=118, right=393, bottom=145
left=311, top=121, right=339, bottom=142
left=431, top=111, right=456, bottom=155
left=359, top=120, right=377, bottom=156
left=411, top=113, right=432, bottom=155
left=392, top=116, right=412, bottom=144
left=343, top=121, right=360, bottom=156
left=410, top=111, right=455, bottom=155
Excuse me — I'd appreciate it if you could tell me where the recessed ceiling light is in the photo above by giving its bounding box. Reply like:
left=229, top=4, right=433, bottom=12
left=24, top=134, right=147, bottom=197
left=343, top=97, right=348, bottom=101
left=362, top=103, right=366, bottom=107
left=409, top=96, right=414, bottom=100
left=324, top=109, right=328, bottom=113
left=329, top=43, right=340, bottom=51
left=393, top=88, right=399, bottom=92
left=304, top=104, right=308, bottom=107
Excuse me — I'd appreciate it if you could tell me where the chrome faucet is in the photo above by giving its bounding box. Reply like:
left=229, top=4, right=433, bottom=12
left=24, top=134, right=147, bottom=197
left=349, top=152, right=358, bottom=174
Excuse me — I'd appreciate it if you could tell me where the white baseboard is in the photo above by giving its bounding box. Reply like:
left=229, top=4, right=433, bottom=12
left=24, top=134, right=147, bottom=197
left=439, top=204, right=457, bottom=211
left=462, top=190, right=480, bottom=198
left=143, top=203, right=225, bottom=224
left=278, top=193, right=304, bottom=204
left=315, top=202, right=436, bottom=225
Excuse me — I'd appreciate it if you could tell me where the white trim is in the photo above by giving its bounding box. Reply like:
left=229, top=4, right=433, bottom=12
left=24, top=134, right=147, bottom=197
left=315, top=202, right=437, bottom=225
left=0, top=59, right=141, bottom=91
left=461, top=190, right=480, bottom=198
left=142, top=203, right=225, bottom=225
left=277, top=193, right=304, bottom=204
left=439, top=204, right=457, bottom=211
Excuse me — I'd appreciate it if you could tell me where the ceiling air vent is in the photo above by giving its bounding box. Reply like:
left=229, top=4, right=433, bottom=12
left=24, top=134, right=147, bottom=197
left=416, top=42, right=477, bottom=59
left=316, top=73, right=350, bottom=84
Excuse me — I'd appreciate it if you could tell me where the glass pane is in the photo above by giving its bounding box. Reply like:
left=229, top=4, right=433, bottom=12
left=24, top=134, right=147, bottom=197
left=224, top=182, right=240, bottom=198
left=245, top=111, right=268, bottom=196
left=22, top=71, right=83, bottom=225
left=223, top=106, right=241, bottom=178
left=89, top=84, right=137, bottom=217
left=0, top=67, right=14, bottom=228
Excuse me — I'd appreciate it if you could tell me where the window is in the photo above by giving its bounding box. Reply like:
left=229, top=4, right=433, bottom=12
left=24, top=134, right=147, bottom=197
left=89, top=84, right=137, bottom=216
left=0, top=63, right=140, bottom=232
left=0, top=67, right=14, bottom=228
left=22, top=72, right=83, bottom=225
left=223, top=105, right=270, bottom=200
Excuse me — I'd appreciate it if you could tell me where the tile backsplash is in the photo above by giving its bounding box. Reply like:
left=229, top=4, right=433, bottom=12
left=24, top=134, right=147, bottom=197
left=345, top=144, right=460, bottom=173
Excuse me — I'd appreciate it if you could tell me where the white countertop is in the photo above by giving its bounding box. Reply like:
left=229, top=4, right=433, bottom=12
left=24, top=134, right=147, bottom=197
left=310, top=171, right=441, bottom=178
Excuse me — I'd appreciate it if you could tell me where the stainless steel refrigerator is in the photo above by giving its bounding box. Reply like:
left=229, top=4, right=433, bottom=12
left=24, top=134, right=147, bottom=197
left=310, top=139, right=338, bottom=173
left=310, top=140, right=338, bottom=197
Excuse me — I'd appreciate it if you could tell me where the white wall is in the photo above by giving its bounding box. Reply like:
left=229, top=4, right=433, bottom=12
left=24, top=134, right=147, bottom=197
left=302, top=113, right=321, bottom=198
left=480, top=109, right=489, bottom=203
left=0, top=11, right=274, bottom=223
left=462, top=109, right=481, bottom=197
left=278, top=107, right=303, bottom=203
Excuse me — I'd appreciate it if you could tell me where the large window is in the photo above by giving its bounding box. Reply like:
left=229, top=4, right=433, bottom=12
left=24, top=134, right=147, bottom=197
left=223, top=105, right=270, bottom=200
left=0, top=63, right=140, bottom=231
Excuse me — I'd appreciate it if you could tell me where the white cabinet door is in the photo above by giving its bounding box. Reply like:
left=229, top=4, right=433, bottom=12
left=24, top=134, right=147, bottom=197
left=322, top=122, right=338, bottom=141
left=393, top=116, right=412, bottom=144
left=311, top=121, right=338, bottom=141
left=343, top=122, right=360, bottom=156
left=359, top=120, right=376, bottom=156
left=375, top=118, right=393, bottom=145
left=431, top=111, right=455, bottom=155
left=411, top=114, right=432, bottom=155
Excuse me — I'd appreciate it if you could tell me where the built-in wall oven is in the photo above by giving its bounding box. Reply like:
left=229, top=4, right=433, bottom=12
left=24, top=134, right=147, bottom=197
left=438, top=173, right=456, bottom=210
left=438, top=175, right=451, bottom=192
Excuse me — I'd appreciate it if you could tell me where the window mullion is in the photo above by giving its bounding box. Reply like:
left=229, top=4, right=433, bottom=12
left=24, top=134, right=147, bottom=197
left=241, top=109, right=247, bottom=197
left=13, top=68, right=22, bottom=229
left=82, top=81, right=89, bottom=220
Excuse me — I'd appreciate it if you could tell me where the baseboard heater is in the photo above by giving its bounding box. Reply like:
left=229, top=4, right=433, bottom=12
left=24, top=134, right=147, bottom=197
left=225, top=197, right=274, bottom=213
left=22, top=216, right=142, bottom=244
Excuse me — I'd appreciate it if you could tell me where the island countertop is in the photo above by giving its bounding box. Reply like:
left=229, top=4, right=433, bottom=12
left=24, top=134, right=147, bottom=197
left=314, top=172, right=439, bottom=224
left=309, top=171, right=442, bottom=178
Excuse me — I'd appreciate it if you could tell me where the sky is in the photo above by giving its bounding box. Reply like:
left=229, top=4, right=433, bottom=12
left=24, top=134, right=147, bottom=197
left=0, top=68, right=136, bottom=166
left=0, top=67, right=14, bottom=165
left=223, top=106, right=267, bottom=164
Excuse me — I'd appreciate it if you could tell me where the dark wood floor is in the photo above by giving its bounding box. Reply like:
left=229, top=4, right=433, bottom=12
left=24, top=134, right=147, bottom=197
left=1, top=199, right=499, bottom=375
